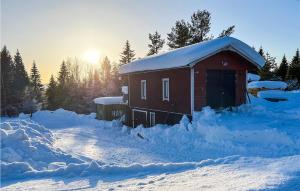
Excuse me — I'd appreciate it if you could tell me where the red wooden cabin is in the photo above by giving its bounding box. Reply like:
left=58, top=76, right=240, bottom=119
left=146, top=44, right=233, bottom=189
left=120, top=37, right=264, bottom=127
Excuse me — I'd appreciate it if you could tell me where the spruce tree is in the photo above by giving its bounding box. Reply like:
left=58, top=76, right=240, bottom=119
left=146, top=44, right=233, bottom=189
left=218, top=25, right=235, bottom=38
left=57, top=61, right=69, bottom=87
left=189, top=10, right=211, bottom=43
left=167, top=20, right=191, bottom=49
left=13, top=50, right=29, bottom=97
left=1, top=46, right=14, bottom=115
left=101, top=56, right=111, bottom=82
left=30, top=61, right=44, bottom=102
left=56, top=61, right=70, bottom=108
left=120, top=40, right=135, bottom=64
left=259, top=52, right=277, bottom=80
left=46, top=75, right=58, bottom=110
left=93, top=69, right=102, bottom=96
left=147, top=31, right=165, bottom=55
left=287, top=49, right=300, bottom=84
left=276, top=55, right=288, bottom=80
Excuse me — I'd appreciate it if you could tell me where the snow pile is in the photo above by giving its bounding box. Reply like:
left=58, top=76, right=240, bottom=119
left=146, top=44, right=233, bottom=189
left=247, top=73, right=260, bottom=81
left=17, top=109, right=98, bottom=128
left=1, top=120, right=82, bottom=180
left=248, top=81, right=287, bottom=89
left=131, top=105, right=300, bottom=159
left=120, top=37, right=264, bottom=74
left=94, top=96, right=124, bottom=105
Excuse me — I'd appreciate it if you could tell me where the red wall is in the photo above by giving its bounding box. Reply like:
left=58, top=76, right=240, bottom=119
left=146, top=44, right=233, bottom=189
left=128, top=68, right=191, bottom=115
left=127, top=50, right=258, bottom=120
left=193, top=51, right=255, bottom=110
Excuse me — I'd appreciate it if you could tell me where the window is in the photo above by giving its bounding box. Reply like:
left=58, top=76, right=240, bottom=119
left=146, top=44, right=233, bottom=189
left=150, top=112, right=155, bottom=126
left=162, top=78, right=169, bottom=101
left=141, top=80, right=146, bottom=100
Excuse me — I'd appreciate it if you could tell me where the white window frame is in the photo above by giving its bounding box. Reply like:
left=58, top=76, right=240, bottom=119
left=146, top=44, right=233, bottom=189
left=141, top=80, right=147, bottom=100
left=162, top=78, right=170, bottom=101
left=149, top=112, right=155, bottom=126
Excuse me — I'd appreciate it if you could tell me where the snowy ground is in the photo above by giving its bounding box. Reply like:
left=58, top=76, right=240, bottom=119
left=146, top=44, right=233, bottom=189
left=1, top=91, right=300, bottom=190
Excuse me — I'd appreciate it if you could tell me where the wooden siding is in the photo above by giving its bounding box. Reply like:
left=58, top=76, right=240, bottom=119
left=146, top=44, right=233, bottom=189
left=125, top=50, right=259, bottom=127
left=128, top=68, right=191, bottom=115
left=193, top=51, right=255, bottom=111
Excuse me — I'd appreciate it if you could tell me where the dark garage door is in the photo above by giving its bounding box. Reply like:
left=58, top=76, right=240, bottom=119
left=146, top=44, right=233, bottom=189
left=133, top=110, right=147, bottom=128
left=206, top=70, right=236, bottom=109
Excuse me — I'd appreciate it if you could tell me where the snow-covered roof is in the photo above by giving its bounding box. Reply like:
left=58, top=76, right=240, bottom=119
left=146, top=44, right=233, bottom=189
left=248, top=81, right=288, bottom=90
left=94, top=96, right=124, bottom=105
left=120, top=37, right=265, bottom=74
left=247, top=73, right=260, bottom=82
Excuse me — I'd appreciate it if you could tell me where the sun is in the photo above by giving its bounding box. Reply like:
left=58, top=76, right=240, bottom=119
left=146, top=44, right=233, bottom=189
left=83, top=49, right=101, bottom=64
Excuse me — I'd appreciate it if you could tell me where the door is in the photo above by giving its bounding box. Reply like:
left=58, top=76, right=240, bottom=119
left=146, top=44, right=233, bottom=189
left=132, top=110, right=147, bottom=128
left=206, top=70, right=235, bottom=109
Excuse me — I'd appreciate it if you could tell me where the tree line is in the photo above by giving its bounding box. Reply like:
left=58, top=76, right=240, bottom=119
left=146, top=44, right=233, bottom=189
left=258, top=47, right=300, bottom=86
left=1, top=9, right=299, bottom=116
left=1, top=47, right=44, bottom=116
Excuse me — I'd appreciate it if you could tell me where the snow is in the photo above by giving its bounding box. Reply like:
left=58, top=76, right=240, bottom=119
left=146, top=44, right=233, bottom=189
left=93, top=96, right=124, bottom=105
left=120, top=37, right=265, bottom=74
left=248, top=81, right=288, bottom=89
left=0, top=120, right=82, bottom=180
left=121, top=86, right=128, bottom=94
left=258, top=90, right=289, bottom=99
left=247, top=73, right=260, bottom=81
left=1, top=90, right=300, bottom=190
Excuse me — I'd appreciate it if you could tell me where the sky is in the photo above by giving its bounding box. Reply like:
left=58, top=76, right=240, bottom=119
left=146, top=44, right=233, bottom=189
left=1, top=0, right=300, bottom=83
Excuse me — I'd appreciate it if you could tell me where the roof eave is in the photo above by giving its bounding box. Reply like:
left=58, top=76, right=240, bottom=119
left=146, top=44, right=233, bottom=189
left=188, top=45, right=263, bottom=69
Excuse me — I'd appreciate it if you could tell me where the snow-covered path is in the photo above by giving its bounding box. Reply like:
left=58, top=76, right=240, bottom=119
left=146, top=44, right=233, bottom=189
left=53, top=126, right=164, bottom=165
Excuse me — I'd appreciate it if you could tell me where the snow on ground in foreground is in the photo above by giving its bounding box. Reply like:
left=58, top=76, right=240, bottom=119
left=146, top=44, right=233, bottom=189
left=1, top=90, right=300, bottom=190
left=2, top=155, right=300, bottom=191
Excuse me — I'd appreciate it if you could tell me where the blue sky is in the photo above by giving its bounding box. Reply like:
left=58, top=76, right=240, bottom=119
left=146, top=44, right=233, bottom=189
left=1, top=0, right=300, bottom=82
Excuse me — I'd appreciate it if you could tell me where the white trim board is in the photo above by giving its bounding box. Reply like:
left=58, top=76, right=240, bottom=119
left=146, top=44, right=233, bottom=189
left=190, top=67, right=194, bottom=115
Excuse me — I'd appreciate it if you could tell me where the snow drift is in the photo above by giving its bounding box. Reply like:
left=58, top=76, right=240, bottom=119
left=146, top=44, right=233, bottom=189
left=131, top=106, right=300, bottom=160
left=1, top=120, right=82, bottom=180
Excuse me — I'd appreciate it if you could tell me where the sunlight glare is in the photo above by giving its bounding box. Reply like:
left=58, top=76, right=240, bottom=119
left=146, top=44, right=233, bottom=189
left=83, top=49, right=101, bottom=64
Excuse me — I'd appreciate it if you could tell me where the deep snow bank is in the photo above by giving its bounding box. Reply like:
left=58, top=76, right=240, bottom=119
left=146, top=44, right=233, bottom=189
left=17, top=109, right=97, bottom=128
left=1, top=120, right=82, bottom=180
left=130, top=92, right=300, bottom=159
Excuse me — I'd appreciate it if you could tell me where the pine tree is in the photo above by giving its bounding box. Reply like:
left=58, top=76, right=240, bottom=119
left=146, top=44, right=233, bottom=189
left=30, top=61, right=44, bottom=102
left=189, top=10, right=211, bottom=43
left=13, top=50, right=29, bottom=97
left=276, top=55, right=288, bottom=80
left=1, top=46, right=14, bottom=116
left=287, top=49, right=300, bottom=84
left=167, top=20, right=191, bottom=49
left=218, top=25, right=235, bottom=38
left=46, top=75, right=58, bottom=110
left=120, top=40, right=135, bottom=64
left=147, top=31, right=165, bottom=55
